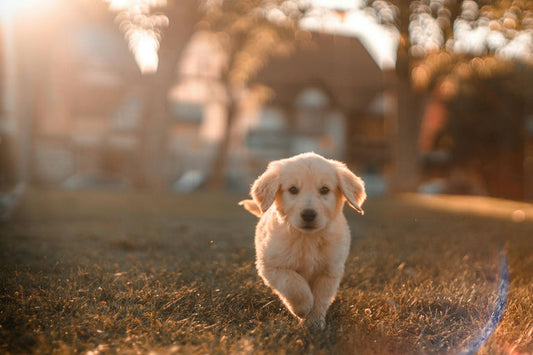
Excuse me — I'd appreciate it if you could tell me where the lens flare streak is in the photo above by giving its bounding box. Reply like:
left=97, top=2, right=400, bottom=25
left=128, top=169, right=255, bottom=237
left=460, top=252, right=509, bottom=355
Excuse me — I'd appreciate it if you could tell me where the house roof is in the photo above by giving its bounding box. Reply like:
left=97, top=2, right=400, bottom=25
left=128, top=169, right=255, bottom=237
left=254, top=32, right=386, bottom=111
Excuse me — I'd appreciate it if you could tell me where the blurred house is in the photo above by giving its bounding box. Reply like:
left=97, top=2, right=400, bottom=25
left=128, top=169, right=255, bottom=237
left=168, top=31, right=390, bottom=189
left=247, top=32, right=390, bottom=178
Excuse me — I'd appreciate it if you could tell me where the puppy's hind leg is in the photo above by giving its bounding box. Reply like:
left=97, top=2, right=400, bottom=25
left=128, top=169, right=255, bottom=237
left=260, top=267, right=313, bottom=320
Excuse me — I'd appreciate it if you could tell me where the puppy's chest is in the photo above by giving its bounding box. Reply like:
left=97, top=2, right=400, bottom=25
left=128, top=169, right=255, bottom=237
left=285, top=237, right=331, bottom=279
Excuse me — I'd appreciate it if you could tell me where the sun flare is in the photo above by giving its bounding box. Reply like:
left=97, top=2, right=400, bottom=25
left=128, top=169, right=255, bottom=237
left=0, top=0, right=49, bottom=20
left=105, top=0, right=168, bottom=73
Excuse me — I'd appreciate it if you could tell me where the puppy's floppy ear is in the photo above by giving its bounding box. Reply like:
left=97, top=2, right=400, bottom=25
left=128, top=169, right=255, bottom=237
left=333, top=161, right=367, bottom=215
left=251, top=162, right=280, bottom=213
left=238, top=199, right=262, bottom=218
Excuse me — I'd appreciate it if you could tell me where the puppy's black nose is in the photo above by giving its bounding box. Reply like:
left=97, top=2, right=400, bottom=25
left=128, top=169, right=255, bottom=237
left=301, top=209, right=317, bottom=222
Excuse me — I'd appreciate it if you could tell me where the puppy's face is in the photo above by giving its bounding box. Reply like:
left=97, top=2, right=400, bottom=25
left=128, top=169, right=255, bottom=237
left=251, top=153, right=366, bottom=233
left=276, top=159, right=339, bottom=232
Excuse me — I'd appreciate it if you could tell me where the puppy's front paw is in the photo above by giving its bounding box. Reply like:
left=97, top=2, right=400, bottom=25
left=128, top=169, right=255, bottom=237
left=289, top=294, right=313, bottom=319
left=280, top=285, right=314, bottom=320
left=303, top=313, right=326, bottom=330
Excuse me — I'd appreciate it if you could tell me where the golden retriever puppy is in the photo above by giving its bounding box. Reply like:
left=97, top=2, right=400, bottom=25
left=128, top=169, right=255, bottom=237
left=241, top=152, right=366, bottom=329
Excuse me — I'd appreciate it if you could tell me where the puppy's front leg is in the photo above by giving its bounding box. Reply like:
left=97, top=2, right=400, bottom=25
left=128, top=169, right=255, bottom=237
left=260, top=267, right=313, bottom=320
left=307, top=274, right=342, bottom=329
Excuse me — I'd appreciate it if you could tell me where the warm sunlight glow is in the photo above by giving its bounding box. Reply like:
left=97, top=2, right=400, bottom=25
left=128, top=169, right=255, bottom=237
left=300, top=3, right=398, bottom=69
left=107, top=0, right=167, bottom=11
left=304, top=0, right=533, bottom=67
left=407, top=194, right=533, bottom=222
left=105, top=0, right=168, bottom=73
left=130, top=30, right=159, bottom=73
left=453, top=1, right=533, bottom=63
left=0, top=0, right=49, bottom=20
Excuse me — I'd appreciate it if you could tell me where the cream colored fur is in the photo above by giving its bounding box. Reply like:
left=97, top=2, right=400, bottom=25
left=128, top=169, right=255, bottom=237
left=239, top=152, right=366, bottom=329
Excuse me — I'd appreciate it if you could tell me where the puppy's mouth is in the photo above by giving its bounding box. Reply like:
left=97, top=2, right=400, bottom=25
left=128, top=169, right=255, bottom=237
left=299, top=223, right=320, bottom=232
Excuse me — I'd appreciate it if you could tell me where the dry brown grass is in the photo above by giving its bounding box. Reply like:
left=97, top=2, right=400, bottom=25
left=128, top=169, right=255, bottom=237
left=1, top=189, right=532, bottom=354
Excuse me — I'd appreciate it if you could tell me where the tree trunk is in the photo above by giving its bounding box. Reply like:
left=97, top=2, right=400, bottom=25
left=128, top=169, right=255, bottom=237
left=524, top=67, right=533, bottom=201
left=138, top=74, right=172, bottom=189
left=208, top=87, right=237, bottom=190
left=205, top=39, right=244, bottom=191
left=388, top=0, right=425, bottom=193
left=137, top=1, right=199, bottom=189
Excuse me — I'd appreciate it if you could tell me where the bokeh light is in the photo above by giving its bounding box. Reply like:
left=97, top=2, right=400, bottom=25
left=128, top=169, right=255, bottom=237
left=105, top=0, right=169, bottom=73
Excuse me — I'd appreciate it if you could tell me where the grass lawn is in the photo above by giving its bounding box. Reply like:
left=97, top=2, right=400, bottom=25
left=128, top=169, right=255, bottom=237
left=1, top=189, right=532, bottom=354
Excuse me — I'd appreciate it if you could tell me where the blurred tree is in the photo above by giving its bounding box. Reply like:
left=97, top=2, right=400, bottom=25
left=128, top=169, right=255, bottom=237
left=364, top=0, right=533, bottom=193
left=445, top=59, right=528, bottom=199
left=354, top=0, right=465, bottom=192
left=105, top=0, right=201, bottom=188
left=418, top=54, right=531, bottom=199
left=202, top=0, right=307, bottom=189
left=140, top=1, right=203, bottom=189
left=412, top=0, right=533, bottom=199
left=107, top=0, right=306, bottom=189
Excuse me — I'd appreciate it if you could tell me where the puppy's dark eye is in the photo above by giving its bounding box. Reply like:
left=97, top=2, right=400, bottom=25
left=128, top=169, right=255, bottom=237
left=319, top=186, right=330, bottom=195
left=288, top=186, right=299, bottom=195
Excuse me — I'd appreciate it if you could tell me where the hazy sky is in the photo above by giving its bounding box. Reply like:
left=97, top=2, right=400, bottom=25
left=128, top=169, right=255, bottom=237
left=305, top=0, right=533, bottom=68
left=4, top=0, right=530, bottom=73
left=301, top=0, right=398, bottom=69
left=102, top=0, right=398, bottom=72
